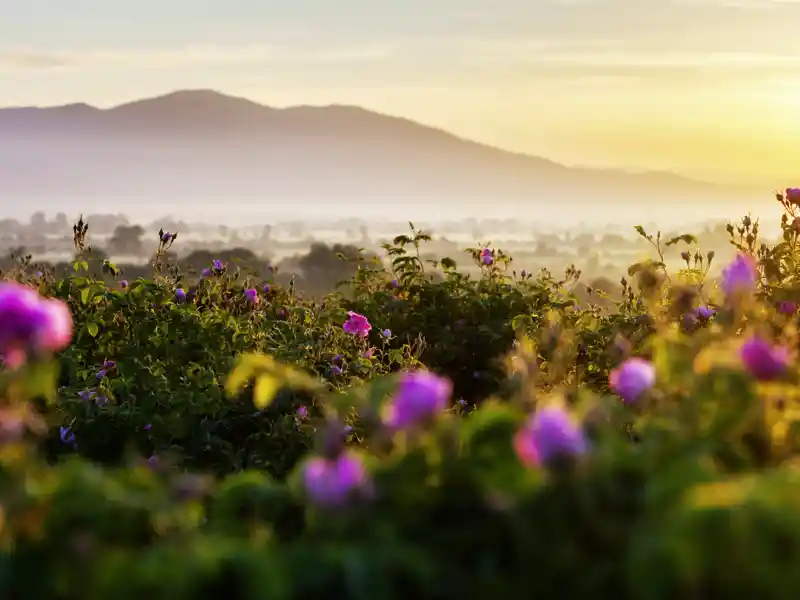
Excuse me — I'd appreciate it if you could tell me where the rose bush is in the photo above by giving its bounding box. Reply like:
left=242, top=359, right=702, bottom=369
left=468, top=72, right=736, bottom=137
left=1, top=191, right=800, bottom=598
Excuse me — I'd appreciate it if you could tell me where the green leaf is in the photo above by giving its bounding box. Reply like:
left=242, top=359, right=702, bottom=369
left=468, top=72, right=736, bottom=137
left=252, top=374, right=280, bottom=409
left=87, top=322, right=99, bottom=337
left=80, top=288, right=90, bottom=305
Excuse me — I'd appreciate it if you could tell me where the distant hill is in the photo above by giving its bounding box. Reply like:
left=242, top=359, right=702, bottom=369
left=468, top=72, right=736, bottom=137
left=0, top=89, right=755, bottom=208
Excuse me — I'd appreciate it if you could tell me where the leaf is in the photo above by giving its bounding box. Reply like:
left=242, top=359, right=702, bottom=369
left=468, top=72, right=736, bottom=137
left=80, top=288, right=90, bottom=305
left=665, top=234, right=698, bottom=247
left=87, top=322, right=99, bottom=338
left=252, top=374, right=280, bottom=409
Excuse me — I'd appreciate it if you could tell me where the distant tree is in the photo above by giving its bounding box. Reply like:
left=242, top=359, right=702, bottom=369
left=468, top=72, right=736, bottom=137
left=108, top=225, right=146, bottom=256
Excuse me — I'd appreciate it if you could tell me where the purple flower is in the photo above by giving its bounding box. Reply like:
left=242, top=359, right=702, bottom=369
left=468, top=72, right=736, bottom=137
left=296, top=406, right=308, bottom=420
left=390, top=279, right=399, bottom=288
left=740, top=336, right=790, bottom=381
left=361, top=348, right=374, bottom=359
left=383, top=371, right=452, bottom=429
left=175, top=288, right=186, bottom=302
left=786, top=188, right=800, bottom=205
left=120, top=280, right=128, bottom=289
left=161, top=232, right=172, bottom=243
left=262, top=284, right=271, bottom=294
left=693, top=305, right=715, bottom=320
left=343, top=311, right=371, bottom=337
left=721, top=253, right=758, bottom=296
left=381, top=328, right=391, bottom=338
left=0, top=282, right=73, bottom=368
left=609, top=357, right=655, bottom=403
left=212, top=259, right=225, bottom=271
left=303, top=452, right=370, bottom=508
left=343, top=425, right=353, bottom=435
left=143, top=423, right=152, bottom=431
left=147, top=455, right=159, bottom=468
left=201, top=268, right=211, bottom=278
left=331, top=365, right=342, bottom=376
left=103, top=360, right=116, bottom=370
left=480, top=247, right=493, bottom=265
left=777, top=301, right=797, bottom=315
left=59, top=426, right=75, bottom=444
left=332, top=354, right=343, bottom=364
left=244, top=288, right=259, bottom=305
left=514, top=405, right=587, bottom=467
left=96, top=369, right=106, bottom=380
left=78, top=389, right=95, bottom=402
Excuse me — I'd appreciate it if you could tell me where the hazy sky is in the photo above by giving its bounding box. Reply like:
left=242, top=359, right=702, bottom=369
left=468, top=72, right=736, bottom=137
left=3, top=0, right=800, bottom=185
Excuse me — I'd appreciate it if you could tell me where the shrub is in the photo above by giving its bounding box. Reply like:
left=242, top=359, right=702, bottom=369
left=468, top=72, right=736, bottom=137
left=2, top=191, right=800, bottom=598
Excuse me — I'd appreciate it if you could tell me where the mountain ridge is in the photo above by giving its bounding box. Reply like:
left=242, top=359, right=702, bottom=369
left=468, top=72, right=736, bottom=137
left=0, top=89, right=758, bottom=207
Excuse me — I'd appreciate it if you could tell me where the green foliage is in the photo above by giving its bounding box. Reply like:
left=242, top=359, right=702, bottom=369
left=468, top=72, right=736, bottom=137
left=3, top=197, right=800, bottom=599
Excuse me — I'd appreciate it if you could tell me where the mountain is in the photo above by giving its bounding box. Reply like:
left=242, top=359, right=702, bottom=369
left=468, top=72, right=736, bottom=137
left=0, top=89, right=754, bottom=210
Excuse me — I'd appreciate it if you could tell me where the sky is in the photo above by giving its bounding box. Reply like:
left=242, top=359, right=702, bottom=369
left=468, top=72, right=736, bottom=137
left=2, top=0, right=800, bottom=186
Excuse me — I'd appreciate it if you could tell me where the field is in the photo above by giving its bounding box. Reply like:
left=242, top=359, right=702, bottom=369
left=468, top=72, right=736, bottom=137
left=1, top=191, right=800, bottom=599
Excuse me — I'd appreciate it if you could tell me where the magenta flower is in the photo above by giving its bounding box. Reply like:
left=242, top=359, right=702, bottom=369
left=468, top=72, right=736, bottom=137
left=740, top=336, right=790, bottom=381
left=514, top=404, right=587, bottom=467
left=244, top=288, right=259, bottom=305
left=343, top=311, right=371, bottom=337
left=480, top=247, right=493, bottom=265
left=383, top=371, right=452, bottom=429
left=721, top=253, right=758, bottom=296
left=786, top=188, right=800, bottom=205
left=302, top=452, right=370, bottom=508
left=296, top=406, right=308, bottom=420
left=0, top=282, right=73, bottom=368
left=609, top=357, right=655, bottom=403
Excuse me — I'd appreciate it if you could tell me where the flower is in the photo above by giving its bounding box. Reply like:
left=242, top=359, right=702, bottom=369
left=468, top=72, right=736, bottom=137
left=383, top=371, right=452, bottom=429
left=175, top=288, right=186, bottom=302
left=331, top=365, right=342, bottom=376
left=721, top=253, right=758, bottom=296
left=381, top=328, right=391, bottom=338
left=609, top=357, right=655, bottom=403
left=786, top=187, right=800, bottom=205
left=343, top=311, right=371, bottom=337
left=120, top=280, right=128, bottom=289
left=244, top=288, right=259, bottom=305
left=161, top=232, right=172, bottom=242
left=693, top=305, right=715, bottom=320
left=59, top=426, right=75, bottom=445
left=0, top=282, right=73, bottom=367
left=740, top=336, right=790, bottom=381
left=103, top=360, right=116, bottom=370
left=262, top=284, right=271, bottom=294
left=480, top=247, right=493, bottom=265
left=96, top=369, right=106, bottom=380
left=777, top=301, right=797, bottom=315
left=212, top=259, right=224, bottom=271
left=302, top=452, right=370, bottom=508
left=390, top=279, right=399, bottom=288
left=514, top=404, right=587, bottom=466
left=296, top=406, right=308, bottom=420
left=361, top=348, right=374, bottom=359
left=201, top=268, right=211, bottom=278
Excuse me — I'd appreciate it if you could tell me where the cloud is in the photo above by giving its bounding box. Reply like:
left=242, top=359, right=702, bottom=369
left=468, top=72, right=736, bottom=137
left=0, top=42, right=394, bottom=72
